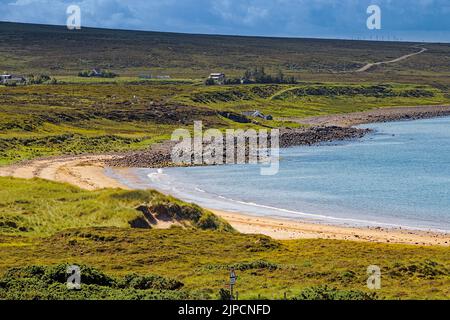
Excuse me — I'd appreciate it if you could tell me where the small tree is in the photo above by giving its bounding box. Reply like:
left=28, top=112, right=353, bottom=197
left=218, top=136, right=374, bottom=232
left=205, top=78, right=215, bottom=86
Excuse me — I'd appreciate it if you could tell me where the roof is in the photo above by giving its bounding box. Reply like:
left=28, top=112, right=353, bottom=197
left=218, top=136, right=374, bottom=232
left=242, top=110, right=273, bottom=119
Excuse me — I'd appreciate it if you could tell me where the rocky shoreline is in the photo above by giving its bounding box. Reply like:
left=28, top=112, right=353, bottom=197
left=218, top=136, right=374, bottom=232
left=106, top=126, right=369, bottom=168
left=106, top=105, right=450, bottom=168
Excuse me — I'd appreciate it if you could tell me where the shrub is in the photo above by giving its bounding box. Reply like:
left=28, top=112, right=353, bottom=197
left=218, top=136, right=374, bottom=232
left=388, top=260, right=449, bottom=279
left=240, top=67, right=297, bottom=84
left=204, top=260, right=280, bottom=271
left=119, top=274, right=184, bottom=290
left=0, top=264, right=192, bottom=300
left=205, top=78, right=215, bottom=86
left=218, top=288, right=233, bottom=300
left=294, top=285, right=377, bottom=300
left=4, top=264, right=116, bottom=287
left=44, top=265, right=116, bottom=286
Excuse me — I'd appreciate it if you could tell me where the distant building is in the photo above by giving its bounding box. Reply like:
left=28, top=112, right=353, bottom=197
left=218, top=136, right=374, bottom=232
left=91, top=68, right=103, bottom=77
left=0, top=74, right=26, bottom=85
left=0, top=74, right=11, bottom=83
left=208, top=73, right=226, bottom=85
left=242, top=110, right=273, bottom=121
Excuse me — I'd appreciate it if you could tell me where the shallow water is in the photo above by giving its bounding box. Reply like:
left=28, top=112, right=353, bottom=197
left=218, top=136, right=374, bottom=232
left=109, top=116, right=450, bottom=232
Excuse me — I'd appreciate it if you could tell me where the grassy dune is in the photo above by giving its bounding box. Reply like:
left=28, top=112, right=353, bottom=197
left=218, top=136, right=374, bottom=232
left=0, top=177, right=233, bottom=236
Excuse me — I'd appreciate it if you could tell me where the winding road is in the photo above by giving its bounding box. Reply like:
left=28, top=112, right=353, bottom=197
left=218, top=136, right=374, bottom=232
left=352, top=47, right=427, bottom=73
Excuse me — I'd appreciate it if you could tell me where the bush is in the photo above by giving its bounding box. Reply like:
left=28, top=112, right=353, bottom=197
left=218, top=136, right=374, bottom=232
left=0, top=264, right=192, bottom=300
left=204, top=260, right=280, bottom=271
left=43, top=265, right=116, bottom=286
left=205, top=78, right=215, bottom=86
left=119, top=274, right=184, bottom=290
left=3, top=264, right=116, bottom=287
left=240, top=67, right=297, bottom=84
left=294, top=285, right=377, bottom=300
left=388, top=260, right=449, bottom=279
left=27, top=74, right=51, bottom=85
left=218, top=288, right=232, bottom=300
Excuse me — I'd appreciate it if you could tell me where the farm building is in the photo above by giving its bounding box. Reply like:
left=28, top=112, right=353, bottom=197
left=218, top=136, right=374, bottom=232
left=242, top=110, right=273, bottom=121
left=208, top=73, right=226, bottom=85
left=0, top=74, right=26, bottom=85
left=91, top=68, right=103, bottom=77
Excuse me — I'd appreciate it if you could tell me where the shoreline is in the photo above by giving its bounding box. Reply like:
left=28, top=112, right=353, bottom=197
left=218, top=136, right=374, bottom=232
left=1, top=105, right=450, bottom=245
left=105, top=104, right=450, bottom=168
left=210, top=210, right=450, bottom=246
left=2, top=155, right=447, bottom=246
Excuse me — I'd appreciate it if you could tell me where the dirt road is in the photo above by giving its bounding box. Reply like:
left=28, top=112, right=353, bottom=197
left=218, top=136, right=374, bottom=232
left=353, top=47, right=427, bottom=72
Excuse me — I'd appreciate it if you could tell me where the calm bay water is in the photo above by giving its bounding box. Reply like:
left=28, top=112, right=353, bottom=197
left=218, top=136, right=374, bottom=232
left=110, top=116, right=450, bottom=232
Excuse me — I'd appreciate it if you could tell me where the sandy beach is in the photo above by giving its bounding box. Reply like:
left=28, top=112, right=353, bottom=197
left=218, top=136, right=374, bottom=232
left=0, top=155, right=127, bottom=191
left=1, top=154, right=449, bottom=246
left=211, top=210, right=449, bottom=246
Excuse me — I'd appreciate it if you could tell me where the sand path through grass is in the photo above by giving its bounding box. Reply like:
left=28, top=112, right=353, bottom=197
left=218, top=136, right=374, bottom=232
left=0, top=155, right=126, bottom=190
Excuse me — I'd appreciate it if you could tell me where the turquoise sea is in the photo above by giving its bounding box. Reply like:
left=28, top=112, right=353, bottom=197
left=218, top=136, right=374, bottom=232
left=109, top=117, right=450, bottom=232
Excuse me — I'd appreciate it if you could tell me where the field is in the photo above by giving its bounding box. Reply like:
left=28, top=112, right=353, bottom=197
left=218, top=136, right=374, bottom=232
left=0, top=22, right=449, bottom=300
left=1, top=22, right=450, bottom=87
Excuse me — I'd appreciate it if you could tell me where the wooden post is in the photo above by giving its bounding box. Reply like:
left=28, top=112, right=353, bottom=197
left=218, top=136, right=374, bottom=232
left=229, top=268, right=237, bottom=301
left=230, top=283, right=234, bottom=301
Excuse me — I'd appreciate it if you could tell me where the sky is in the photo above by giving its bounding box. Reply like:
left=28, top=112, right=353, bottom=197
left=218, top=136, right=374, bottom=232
left=0, top=0, right=449, bottom=42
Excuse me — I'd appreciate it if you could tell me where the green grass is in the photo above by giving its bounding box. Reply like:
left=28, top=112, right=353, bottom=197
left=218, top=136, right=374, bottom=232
left=1, top=81, right=448, bottom=165
left=54, top=76, right=200, bottom=85
left=0, top=177, right=233, bottom=236
left=0, top=264, right=196, bottom=300
left=176, top=82, right=449, bottom=119
left=0, top=177, right=448, bottom=300
left=0, top=227, right=448, bottom=300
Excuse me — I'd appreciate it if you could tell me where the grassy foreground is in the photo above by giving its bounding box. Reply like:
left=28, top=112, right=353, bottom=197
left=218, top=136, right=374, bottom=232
left=0, top=177, right=448, bottom=300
